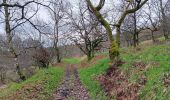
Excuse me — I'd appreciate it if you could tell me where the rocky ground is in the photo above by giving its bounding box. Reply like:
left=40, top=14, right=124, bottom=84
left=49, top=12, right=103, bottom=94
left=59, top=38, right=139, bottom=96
left=54, top=65, right=90, bottom=100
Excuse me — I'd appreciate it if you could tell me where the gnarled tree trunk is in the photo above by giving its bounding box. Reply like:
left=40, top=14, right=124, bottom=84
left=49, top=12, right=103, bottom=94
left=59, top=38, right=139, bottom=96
left=86, top=0, right=119, bottom=62
left=3, top=0, right=25, bottom=81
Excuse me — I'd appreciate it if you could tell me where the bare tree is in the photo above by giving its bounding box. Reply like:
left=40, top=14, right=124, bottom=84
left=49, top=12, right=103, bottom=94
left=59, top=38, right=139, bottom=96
left=159, top=0, right=169, bottom=39
left=122, top=8, right=147, bottom=47
left=144, top=1, right=159, bottom=42
left=3, top=0, right=26, bottom=80
left=68, top=1, right=106, bottom=61
left=113, top=0, right=148, bottom=47
left=48, top=0, right=69, bottom=63
left=86, top=0, right=119, bottom=61
left=86, top=0, right=148, bottom=61
left=0, top=0, right=48, bottom=81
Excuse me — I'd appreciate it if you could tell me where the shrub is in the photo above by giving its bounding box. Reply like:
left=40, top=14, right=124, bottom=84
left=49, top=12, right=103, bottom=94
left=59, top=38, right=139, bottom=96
left=33, top=47, right=50, bottom=68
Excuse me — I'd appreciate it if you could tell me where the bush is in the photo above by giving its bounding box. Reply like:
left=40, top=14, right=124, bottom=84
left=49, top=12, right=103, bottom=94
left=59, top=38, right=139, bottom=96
left=33, top=47, right=50, bottom=68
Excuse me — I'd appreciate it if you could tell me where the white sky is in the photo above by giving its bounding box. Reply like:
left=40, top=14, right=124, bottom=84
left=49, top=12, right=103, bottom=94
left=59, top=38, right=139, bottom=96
left=0, top=0, right=169, bottom=40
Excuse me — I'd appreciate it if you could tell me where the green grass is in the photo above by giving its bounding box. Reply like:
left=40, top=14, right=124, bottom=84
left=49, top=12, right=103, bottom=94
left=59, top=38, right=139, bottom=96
left=79, top=58, right=110, bottom=100
left=120, top=43, right=170, bottom=99
left=62, top=58, right=81, bottom=64
left=0, top=67, right=64, bottom=99
left=79, top=42, right=170, bottom=99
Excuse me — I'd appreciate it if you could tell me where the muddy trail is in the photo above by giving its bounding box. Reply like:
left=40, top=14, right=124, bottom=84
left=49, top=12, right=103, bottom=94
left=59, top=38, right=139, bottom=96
left=54, top=65, right=90, bottom=100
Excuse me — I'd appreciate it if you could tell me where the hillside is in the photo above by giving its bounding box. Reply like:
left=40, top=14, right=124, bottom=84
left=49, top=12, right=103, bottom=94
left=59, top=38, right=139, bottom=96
left=79, top=40, right=170, bottom=99
left=1, top=0, right=170, bottom=100
left=0, top=67, right=64, bottom=100
left=0, top=40, right=170, bottom=100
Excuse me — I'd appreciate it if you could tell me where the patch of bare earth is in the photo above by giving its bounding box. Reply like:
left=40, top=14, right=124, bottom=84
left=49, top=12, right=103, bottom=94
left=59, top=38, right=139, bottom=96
left=54, top=65, right=90, bottom=100
left=98, top=61, right=147, bottom=100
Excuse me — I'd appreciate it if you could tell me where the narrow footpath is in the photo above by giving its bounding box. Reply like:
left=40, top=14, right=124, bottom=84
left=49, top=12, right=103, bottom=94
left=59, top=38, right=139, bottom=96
left=54, top=65, right=90, bottom=100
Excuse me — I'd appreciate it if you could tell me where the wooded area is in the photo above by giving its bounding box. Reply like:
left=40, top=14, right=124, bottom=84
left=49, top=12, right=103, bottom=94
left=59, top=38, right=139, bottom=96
left=0, top=0, right=170, bottom=99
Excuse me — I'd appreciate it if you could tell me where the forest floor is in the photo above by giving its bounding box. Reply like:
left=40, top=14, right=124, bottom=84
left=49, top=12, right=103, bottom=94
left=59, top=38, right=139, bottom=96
left=54, top=64, right=90, bottom=100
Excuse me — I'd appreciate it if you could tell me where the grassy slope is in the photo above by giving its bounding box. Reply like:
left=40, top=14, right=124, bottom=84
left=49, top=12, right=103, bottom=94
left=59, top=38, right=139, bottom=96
left=121, top=44, right=170, bottom=99
left=79, top=58, right=110, bottom=99
left=79, top=43, right=170, bottom=99
left=0, top=67, right=64, bottom=100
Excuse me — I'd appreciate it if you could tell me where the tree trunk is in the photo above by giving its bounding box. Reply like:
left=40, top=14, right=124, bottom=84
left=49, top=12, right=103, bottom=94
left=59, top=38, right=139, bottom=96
left=87, top=49, right=95, bottom=61
left=160, top=0, right=169, bottom=40
left=108, top=26, right=119, bottom=61
left=16, top=59, right=26, bottom=81
left=86, top=0, right=119, bottom=62
left=133, top=11, right=137, bottom=47
left=87, top=53, right=92, bottom=61
left=116, top=26, right=121, bottom=48
left=54, top=41, right=61, bottom=63
left=133, top=33, right=137, bottom=47
left=95, top=11, right=119, bottom=61
left=3, top=0, right=25, bottom=81
left=136, top=33, right=139, bottom=45
left=151, top=31, right=155, bottom=42
left=53, top=21, right=61, bottom=63
left=56, top=47, right=61, bottom=63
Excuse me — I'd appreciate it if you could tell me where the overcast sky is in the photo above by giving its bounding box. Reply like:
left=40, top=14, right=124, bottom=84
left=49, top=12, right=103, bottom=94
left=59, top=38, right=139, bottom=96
left=0, top=0, right=138, bottom=32
left=0, top=0, right=169, bottom=42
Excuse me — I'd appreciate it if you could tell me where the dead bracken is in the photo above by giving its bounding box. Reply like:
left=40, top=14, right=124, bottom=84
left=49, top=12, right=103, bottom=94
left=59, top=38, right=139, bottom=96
left=163, top=73, right=170, bottom=87
left=98, top=60, right=148, bottom=100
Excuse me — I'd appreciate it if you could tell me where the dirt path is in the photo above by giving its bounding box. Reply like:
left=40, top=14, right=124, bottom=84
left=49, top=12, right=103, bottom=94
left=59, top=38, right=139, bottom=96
left=54, top=65, right=90, bottom=100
